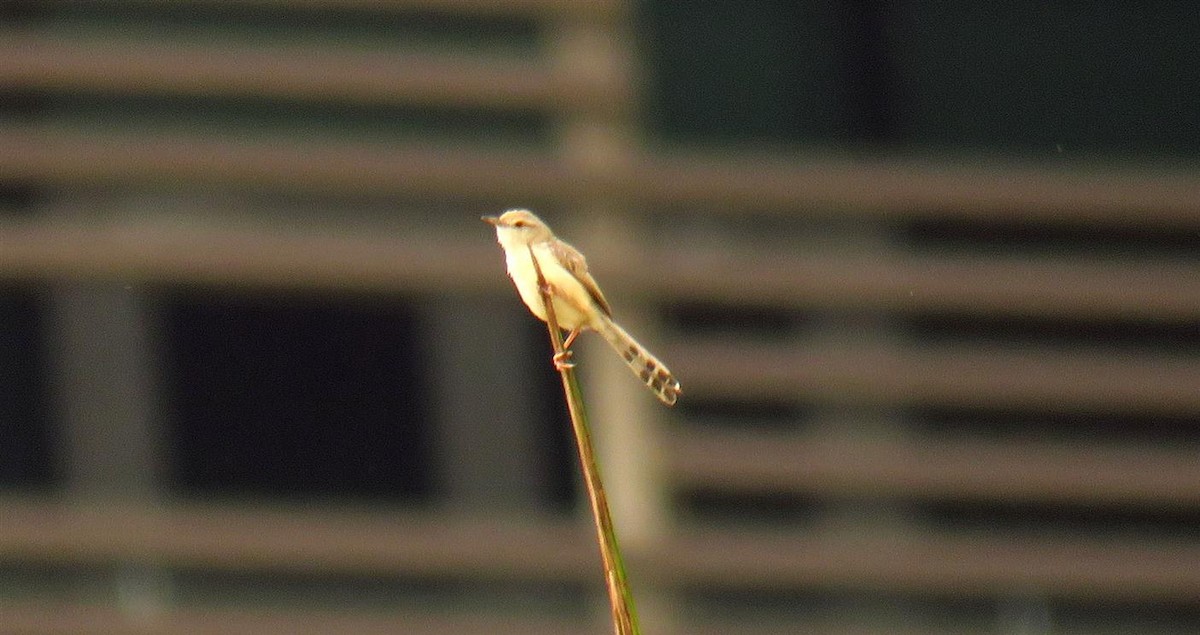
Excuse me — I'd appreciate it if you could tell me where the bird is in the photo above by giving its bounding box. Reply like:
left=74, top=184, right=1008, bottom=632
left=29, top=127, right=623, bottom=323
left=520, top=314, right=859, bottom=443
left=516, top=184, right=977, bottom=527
left=483, top=209, right=681, bottom=406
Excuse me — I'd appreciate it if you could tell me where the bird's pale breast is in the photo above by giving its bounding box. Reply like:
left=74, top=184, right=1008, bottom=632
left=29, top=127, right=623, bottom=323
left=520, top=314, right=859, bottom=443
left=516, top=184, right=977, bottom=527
left=505, top=242, right=595, bottom=330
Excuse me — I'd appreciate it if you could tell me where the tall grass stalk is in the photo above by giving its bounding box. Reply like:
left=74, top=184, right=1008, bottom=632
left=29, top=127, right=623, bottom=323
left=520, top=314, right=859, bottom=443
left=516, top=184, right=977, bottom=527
left=528, top=245, right=640, bottom=635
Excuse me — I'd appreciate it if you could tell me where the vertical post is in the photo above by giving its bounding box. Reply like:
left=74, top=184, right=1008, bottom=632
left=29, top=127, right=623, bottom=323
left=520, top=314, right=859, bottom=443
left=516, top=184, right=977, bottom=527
left=545, top=2, right=676, bottom=629
left=47, top=281, right=172, bottom=620
left=424, top=296, right=545, bottom=510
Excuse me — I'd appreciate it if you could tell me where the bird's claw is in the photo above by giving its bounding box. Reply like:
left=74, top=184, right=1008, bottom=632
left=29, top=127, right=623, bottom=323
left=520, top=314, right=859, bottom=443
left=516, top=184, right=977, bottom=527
left=553, top=350, right=575, bottom=371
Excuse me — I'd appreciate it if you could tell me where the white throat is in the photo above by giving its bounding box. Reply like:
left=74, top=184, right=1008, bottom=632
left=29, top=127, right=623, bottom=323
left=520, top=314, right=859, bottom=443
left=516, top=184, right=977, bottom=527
left=494, top=225, right=535, bottom=252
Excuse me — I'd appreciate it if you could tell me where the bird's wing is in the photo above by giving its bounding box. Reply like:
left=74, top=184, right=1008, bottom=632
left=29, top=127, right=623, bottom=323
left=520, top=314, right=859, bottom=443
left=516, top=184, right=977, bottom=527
left=548, top=238, right=613, bottom=317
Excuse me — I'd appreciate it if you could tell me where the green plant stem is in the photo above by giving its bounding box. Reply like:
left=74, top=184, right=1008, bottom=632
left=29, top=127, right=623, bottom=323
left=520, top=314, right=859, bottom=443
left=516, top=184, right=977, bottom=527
left=528, top=246, right=640, bottom=635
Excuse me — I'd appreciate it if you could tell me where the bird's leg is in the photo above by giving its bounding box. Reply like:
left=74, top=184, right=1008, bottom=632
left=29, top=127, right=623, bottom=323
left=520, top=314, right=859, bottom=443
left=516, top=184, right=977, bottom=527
left=562, top=327, right=581, bottom=351
left=553, top=327, right=581, bottom=371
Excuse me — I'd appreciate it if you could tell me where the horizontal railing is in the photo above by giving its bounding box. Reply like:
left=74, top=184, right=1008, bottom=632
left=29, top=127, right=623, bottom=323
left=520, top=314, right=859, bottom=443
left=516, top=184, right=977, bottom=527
left=0, top=216, right=1196, bottom=319
left=2, top=496, right=1197, bottom=601
left=675, top=341, right=1200, bottom=415
left=669, top=430, right=1200, bottom=506
left=2, top=126, right=1199, bottom=224
left=0, top=33, right=627, bottom=114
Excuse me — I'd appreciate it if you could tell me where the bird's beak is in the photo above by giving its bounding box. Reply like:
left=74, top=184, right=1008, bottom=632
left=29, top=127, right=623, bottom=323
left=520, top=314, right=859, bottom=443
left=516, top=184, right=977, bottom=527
left=481, top=215, right=499, bottom=226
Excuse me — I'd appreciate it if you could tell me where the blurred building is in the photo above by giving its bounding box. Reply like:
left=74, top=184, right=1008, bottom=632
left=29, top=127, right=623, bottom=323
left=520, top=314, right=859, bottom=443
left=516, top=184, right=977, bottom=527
left=0, top=2, right=1198, bottom=634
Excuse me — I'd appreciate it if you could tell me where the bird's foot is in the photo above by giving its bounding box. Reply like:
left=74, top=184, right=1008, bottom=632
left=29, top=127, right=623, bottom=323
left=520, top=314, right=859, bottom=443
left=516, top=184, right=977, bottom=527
left=553, top=350, right=576, bottom=371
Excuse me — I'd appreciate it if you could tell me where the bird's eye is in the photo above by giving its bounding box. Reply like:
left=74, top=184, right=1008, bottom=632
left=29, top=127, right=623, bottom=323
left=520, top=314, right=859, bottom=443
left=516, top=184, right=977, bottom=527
left=514, top=220, right=527, bottom=227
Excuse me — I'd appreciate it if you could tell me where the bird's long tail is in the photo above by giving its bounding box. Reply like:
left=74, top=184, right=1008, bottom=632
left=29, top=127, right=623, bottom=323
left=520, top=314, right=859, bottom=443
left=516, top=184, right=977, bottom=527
left=596, top=316, right=681, bottom=406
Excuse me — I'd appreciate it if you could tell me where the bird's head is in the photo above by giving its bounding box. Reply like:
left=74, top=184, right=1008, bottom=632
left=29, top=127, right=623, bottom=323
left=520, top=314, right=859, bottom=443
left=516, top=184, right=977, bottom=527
left=482, top=208, right=553, bottom=248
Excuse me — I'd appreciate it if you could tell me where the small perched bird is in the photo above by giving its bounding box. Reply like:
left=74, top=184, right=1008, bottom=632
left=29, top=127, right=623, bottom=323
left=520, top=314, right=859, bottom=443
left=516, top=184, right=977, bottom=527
left=483, top=209, right=681, bottom=406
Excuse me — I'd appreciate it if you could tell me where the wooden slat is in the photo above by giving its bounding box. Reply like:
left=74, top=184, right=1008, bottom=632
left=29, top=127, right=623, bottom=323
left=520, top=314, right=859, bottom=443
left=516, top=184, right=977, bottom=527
left=684, top=623, right=986, bottom=635
left=0, top=218, right=1195, bottom=323
left=0, top=126, right=568, bottom=199
left=669, top=430, right=1200, bottom=506
left=0, top=497, right=594, bottom=580
left=685, top=624, right=988, bottom=635
left=659, top=527, right=1200, bottom=601
left=648, top=246, right=1200, bottom=321
left=632, top=151, right=1200, bottom=227
left=3, top=497, right=1196, bottom=605
left=2, top=126, right=1198, bottom=227
left=674, top=340, right=1200, bottom=415
left=0, top=601, right=589, bottom=635
left=0, top=33, right=625, bottom=113
left=0, top=218, right=501, bottom=294
left=22, top=0, right=625, bottom=21
left=0, top=600, right=980, bottom=635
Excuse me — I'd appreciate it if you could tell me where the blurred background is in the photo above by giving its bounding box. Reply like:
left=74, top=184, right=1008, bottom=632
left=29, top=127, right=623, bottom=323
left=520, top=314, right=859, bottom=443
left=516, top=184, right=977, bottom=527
left=1, top=1, right=1199, bottom=634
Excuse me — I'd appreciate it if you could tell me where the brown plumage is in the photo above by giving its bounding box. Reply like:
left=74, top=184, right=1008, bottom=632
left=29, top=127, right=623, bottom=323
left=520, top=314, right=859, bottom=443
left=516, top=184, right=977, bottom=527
left=484, top=209, right=680, bottom=406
